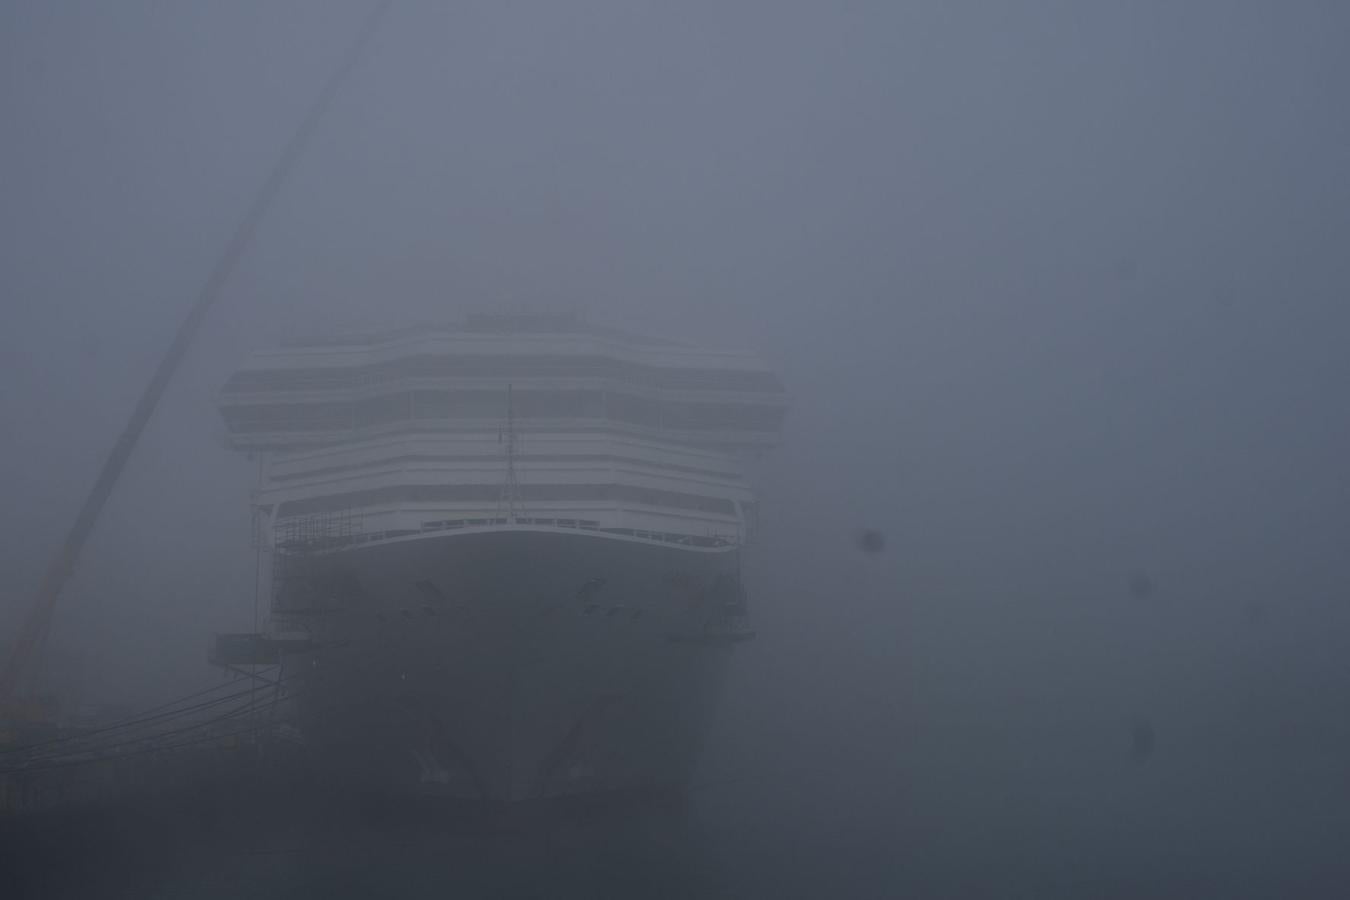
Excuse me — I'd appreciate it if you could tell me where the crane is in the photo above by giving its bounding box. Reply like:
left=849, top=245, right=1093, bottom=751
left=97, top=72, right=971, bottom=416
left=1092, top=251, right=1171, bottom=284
left=0, top=0, right=393, bottom=720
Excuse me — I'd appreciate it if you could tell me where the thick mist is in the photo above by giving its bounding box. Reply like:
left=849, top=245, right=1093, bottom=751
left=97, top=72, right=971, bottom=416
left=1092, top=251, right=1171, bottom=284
left=3, top=1, right=1349, bottom=895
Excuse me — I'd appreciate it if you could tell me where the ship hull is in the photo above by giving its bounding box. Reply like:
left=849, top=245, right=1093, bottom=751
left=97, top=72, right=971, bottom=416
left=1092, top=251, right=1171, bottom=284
left=273, top=528, right=746, bottom=803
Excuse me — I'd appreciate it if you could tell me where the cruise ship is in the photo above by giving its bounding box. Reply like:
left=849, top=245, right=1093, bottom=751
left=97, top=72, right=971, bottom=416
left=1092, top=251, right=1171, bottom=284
left=217, top=313, right=785, bottom=802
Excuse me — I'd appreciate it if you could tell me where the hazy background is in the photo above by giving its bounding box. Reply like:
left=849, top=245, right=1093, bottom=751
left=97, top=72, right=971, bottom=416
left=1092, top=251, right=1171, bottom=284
left=3, top=0, right=1349, bottom=895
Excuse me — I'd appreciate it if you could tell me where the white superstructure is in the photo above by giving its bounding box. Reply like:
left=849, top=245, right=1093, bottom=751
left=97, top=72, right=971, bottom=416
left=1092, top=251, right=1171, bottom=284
left=220, top=313, right=786, bottom=548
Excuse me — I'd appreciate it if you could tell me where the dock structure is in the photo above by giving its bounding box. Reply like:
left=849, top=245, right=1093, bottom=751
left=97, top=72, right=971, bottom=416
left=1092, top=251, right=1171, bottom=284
left=0, top=673, right=301, bottom=817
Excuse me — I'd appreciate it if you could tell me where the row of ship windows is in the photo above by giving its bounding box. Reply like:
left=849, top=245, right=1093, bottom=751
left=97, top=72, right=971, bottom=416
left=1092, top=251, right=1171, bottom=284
left=224, top=355, right=784, bottom=394
left=224, top=390, right=784, bottom=433
left=277, top=483, right=739, bottom=518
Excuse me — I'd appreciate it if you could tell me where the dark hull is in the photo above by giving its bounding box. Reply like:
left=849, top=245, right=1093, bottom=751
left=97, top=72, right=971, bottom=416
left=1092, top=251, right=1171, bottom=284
left=273, top=528, right=747, bottom=802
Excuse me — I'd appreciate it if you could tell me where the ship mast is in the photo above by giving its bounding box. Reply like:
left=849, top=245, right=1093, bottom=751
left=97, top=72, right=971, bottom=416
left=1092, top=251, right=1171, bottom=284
left=502, top=384, right=521, bottom=524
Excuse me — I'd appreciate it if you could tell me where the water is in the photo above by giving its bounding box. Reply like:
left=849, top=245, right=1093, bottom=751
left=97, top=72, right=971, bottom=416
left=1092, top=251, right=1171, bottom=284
left=9, top=734, right=1349, bottom=899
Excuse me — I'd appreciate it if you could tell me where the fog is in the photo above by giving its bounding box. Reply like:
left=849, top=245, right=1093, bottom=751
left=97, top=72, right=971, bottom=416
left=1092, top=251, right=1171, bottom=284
left=3, top=1, right=1349, bottom=896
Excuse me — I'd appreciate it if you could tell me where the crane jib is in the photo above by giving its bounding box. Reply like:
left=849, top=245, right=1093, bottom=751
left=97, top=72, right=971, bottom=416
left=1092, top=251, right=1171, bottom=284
left=0, top=0, right=395, bottom=713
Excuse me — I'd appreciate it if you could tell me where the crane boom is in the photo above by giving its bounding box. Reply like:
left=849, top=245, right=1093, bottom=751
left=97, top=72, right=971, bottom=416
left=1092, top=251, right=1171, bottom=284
left=0, top=0, right=393, bottom=711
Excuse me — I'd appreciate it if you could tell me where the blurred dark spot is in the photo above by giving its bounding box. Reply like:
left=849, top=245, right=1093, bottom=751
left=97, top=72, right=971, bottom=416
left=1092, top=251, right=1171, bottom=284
left=1130, top=717, right=1155, bottom=764
left=1113, top=257, right=1138, bottom=282
left=855, top=529, right=886, bottom=554
left=576, top=577, right=606, bottom=602
left=79, top=334, right=101, bottom=359
left=1127, top=570, right=1154, bottom=600
left=1245, top=601, right=1266, bottom=626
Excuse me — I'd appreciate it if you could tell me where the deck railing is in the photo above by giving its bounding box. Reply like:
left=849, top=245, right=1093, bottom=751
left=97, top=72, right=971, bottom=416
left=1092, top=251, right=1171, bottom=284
left=274, top=514, right=738, bottom=553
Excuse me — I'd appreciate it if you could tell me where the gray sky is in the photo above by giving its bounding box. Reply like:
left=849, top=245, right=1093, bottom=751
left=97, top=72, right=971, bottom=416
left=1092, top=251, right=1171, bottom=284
left=2, top=0, right=1349, bottom=882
